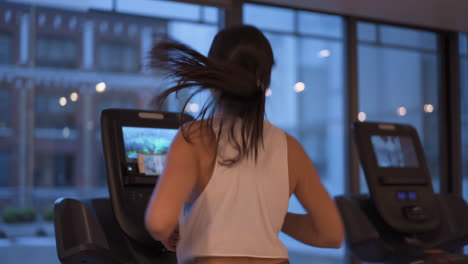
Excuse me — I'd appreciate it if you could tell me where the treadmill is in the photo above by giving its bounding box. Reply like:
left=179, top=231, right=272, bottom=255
left=336, top=122, right=468, bottom=264
left=53, top=109, right=192, bottom=264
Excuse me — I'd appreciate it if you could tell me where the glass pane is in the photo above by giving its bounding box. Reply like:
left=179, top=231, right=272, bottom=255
left=94, top=95, right=138, bottom=186
left=358, top=22, right=440, bottom=193
left=0, top=153, right=11, bottom=187
left=0, top=1, right=223, bottom=263
left=9, top=0, right=112, bottom=11
left=117, top=0, right=200, bottom=21
left=34, top=152, right=74, bottom=187
left=203, top=6, right=219, bottom=23
left=35, top=94, right=77, bottom=130
left=246, top=4, right=346, bottom=263
left=168, top=21, right=218, bottom=56
left=461, top=33, right=468, bottom=55
left=244, top=4, right=295, bottom=33
left=0, top=89, right=11, bottom=128
left=357, top=22, right=377, bottom=42
left=380, top=25, right=437, bottom=50
left=461, top=33, right=468, bottom=203
left=298, top=11, right=343, bottom=38
left=0, top=32, right=12, bottom=64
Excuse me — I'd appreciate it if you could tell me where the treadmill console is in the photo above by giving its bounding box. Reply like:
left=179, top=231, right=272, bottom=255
left=101, top=109, right=192, bottom=245
left=121, top=126, right=179, bottom=185
left=353, top=122, right=440, bottom=233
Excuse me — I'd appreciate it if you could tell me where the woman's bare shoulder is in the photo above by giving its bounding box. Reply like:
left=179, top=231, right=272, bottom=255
left=284, top=132, right=303, bottom=153
left=180, top=120, right=217, bottom=147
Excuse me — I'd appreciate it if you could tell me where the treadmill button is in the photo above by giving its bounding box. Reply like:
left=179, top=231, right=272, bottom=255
left=408, top=192, right=418, bottom=200
left=397, top=192, right=407, bottom=200
left=403, top=206, right=428, bottom=221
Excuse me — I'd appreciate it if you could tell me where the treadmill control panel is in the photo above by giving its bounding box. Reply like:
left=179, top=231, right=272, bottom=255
left=353, top=122, right=440, bottom=233
left=101, top=109, right=192, bottom=245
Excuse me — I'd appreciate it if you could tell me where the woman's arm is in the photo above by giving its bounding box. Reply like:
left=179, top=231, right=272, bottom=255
left=145, top=130, right=198, bottom=242
left=282, top=134, right=344, bottom=248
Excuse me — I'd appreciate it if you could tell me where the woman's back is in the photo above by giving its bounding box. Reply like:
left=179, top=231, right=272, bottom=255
left=144, top=25, right=344, bottom=264
left=177, top=120, right=290, bottom=264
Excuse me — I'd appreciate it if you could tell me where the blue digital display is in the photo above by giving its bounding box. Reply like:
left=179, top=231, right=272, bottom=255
left=371, top=135, right=419, bottom=168
left=122, top=126, right=178, bottom=161
left=122, top=126, right=178, bottom=175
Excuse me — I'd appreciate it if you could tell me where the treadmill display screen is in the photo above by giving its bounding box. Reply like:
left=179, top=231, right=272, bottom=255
left=371, top=135, right=419, bottom=168
left=122, top=126, right=178, bottom=175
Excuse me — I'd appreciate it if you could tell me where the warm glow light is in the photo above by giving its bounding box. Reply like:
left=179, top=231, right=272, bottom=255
left=265, top=88, right=272, bottom=97
left=62, top=126, right=70, bottom=138
left=70, top=92, right=78, bottom=102
left=59, top=97, right=67, bottom=106
left=358, top=112, right=367, bottom=122
left=397, top=107, right=407, bottom=116
left=189, top=103, right=199, bottom=113
left=317, top=49, right=331, bottom=58
left=96, top=82, right=106, bottom=93
left=424, top=104, right=434, bottom=113
left=293, top=82, right=305, bottom=93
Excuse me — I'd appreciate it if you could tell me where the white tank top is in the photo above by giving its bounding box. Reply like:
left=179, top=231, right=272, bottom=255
left=176, top=119, right=289, bottom=264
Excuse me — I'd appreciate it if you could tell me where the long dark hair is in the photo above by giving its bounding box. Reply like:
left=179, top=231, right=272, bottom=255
left=151, top=25, right=274, bottom=165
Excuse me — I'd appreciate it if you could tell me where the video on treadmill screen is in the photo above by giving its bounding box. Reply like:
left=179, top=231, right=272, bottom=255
left=122, top=126, right=179, bottom=175
left=371, top=135, right=419, bottom=168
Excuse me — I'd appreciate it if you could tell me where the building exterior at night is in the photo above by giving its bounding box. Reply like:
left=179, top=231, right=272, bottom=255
left=0, top=2, right=173, bottom=211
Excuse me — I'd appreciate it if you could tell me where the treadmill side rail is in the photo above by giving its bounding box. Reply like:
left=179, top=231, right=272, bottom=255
left=54, top=197, right=133, bottom=264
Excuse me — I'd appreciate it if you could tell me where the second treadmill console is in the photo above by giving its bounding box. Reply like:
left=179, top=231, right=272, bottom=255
left=353, top=122, right=440, bottom=233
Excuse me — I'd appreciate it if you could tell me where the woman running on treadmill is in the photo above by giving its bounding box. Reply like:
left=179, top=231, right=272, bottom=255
left=145, top=25, right=344, bottom=264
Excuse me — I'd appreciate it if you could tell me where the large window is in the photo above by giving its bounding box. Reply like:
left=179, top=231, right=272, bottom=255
left=245, top=3, right=345, bottom=263
left=358, top=22, right=441, bottom=192
left=0, top=32, right=12, bottom=64
left=0, top=1, right=223, bottom=263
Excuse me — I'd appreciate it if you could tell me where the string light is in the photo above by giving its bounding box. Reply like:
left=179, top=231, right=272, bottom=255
left=397, top=107, right=407, bottom=117
left=96, top=82, right=106, bottom=93
left=424, top=104, right=434, bottom=113
left=317, top=49, right=331, bottom=58
left=70, top=92, right=78, bottom=102
left=358, top=112, right=367, bottom=122
left=293, top=82, right=305, bottom=93
left=59, top=97, right=67, bottom=106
